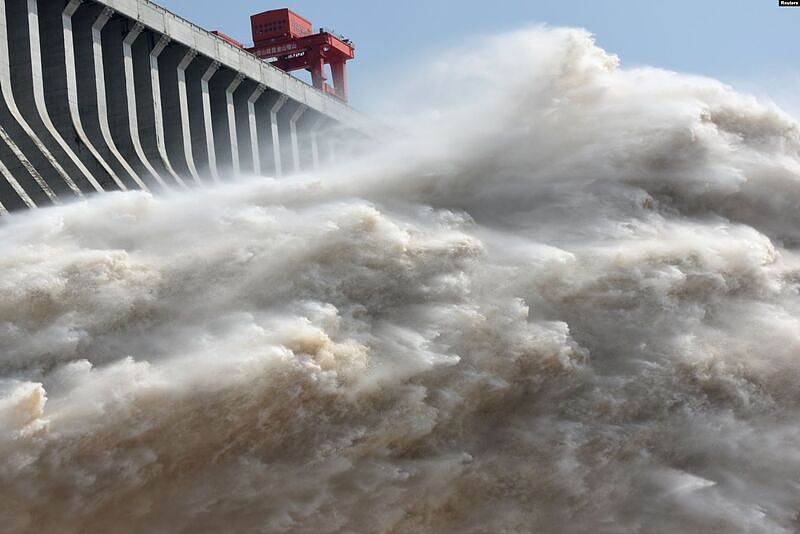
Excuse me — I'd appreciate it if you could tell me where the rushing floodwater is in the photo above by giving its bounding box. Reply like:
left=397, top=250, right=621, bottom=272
left=2, top=28, right=800, bottom=533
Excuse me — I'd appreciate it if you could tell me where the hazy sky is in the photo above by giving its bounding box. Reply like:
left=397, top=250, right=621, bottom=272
left=156, top=1, right=800, bottom=111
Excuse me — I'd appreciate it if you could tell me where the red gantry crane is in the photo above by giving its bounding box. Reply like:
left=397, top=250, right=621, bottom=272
left=213, top=9, right=355, bottom=101
left=215, top=9, right=355, bottom=102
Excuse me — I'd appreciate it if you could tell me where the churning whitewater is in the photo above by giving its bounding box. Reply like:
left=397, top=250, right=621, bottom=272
left=2, top=27, right=800, bottom=533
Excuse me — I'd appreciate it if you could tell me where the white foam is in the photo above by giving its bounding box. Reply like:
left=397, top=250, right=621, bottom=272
left=1, top=27, right=799, bottom=533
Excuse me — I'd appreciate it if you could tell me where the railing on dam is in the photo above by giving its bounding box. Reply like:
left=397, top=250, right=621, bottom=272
left=140, top=1, right=331, bottom=93
left=0, top=0, right=372, bottom=214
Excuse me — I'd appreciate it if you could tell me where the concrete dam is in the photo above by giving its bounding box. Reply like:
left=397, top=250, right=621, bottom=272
left=0, top=0, right=370, bottom=214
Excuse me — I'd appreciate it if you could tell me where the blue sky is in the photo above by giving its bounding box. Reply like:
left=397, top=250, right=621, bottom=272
left=158, top=1, right=800, bottom=112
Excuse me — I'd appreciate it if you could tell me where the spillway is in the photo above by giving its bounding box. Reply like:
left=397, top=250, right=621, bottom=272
left=3, top=21, right=800, bottom=534
left=0, top=0, right=370, bottom=213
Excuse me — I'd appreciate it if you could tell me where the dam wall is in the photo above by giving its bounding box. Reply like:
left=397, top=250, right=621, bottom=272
left=0, top=0, right=371, bottom=213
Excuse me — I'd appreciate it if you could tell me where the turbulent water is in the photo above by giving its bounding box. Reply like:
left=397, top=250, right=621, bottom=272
left=2, top=28, right=800, bottom=533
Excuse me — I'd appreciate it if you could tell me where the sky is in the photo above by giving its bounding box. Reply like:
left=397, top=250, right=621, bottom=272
left=157, top=1, right=800, bottom=113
